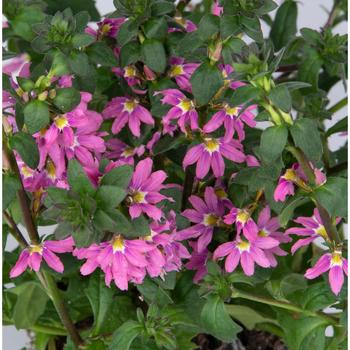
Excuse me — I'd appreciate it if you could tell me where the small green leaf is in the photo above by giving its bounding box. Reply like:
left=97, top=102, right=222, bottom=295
left=260, top=125, right=288, bottom=162
left=190, top=61, right=223, bottom=106
left=241, top=16, right=263, bottom=43
left=314, top=177, right=347, bottom=217
left=23, top=100, right=50, bottom=134
left=117, top=19, right=139, bottom=47
left=67, top=160, right=95, bottom=195
left=200, top=295, right=241, bottom=343
left=198, top=14, right=220, bottom=41
left=150, top=1, right=175, bottom=16
left=13, top=282, right=49, bottom=329
left=72, top=33, right=95, bottom=48
left=268, top=85, right=292, bottom=112
left=270, top=0, right=297, bottom=50
left=93, top=209, right=131, bottom=233
left=108, top=320, right=143, bottom=350
left=87, top=42, right=118, bottom=67
left=141, top=39, right=167, bottom=73
left=279, top=196, right=309, bottom=227
left=290, top=119, right=323, bottom=161
left=220, top=15, right=240, bottom=40
left=9, top=132, right=39, bottom=169
left=227, top=85, right=261, bottom=107
left=120, top=41, right=141, bottom=67
left=95, top=186, right=126, bottom=210
left=3, top=174, right=21, bottom=209
left=52, top=87, right=81, bottom=113
left=144, top=17, right=168, bottom=40
left=69, top=51, right=90, bottom=77
left=100, top=165, right=133, bottom=188
left=326, top=117, right=347, bottom=137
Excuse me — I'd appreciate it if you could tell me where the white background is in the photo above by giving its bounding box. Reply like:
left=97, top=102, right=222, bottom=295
left=3, top=0, right=347, bottom=348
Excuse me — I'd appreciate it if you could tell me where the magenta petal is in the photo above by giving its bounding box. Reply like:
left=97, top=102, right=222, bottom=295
left=196, top=151, right=211, bottom=179
left=249, top=246, right=270, bottom=268
left=329, top=266, right=344, bottom=295
left=80, top=259, right=99, bottom=275
left=225, top=250, right=240, bottom=273
left=43, top=250, right=64, bottom=273
left=291, top=236, right=316, bottom=254
left=183, top=144, right=203, bottom=167
left=129, top=204, right=142, bottom=218
left=305, top=254, right=331, bottom=279
left=197, top=230, right=213, bottom=252
left=211, top=152, right=225, bottom=177
left=258, top=206, right=270, bottom=227
left=131, top=158, right=153, bottom=189
left=10, top=250, right=30, bottom=278
left=111, top=113, right=128, bottom=134
left=213, top=242, right=235, bottom=260
left=240, top=251, right=255, bottom=276
left=29, top=252, right=43, bottom=271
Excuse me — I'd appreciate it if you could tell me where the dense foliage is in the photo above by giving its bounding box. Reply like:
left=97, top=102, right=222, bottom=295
left=3, top=0, right=348, bottom=349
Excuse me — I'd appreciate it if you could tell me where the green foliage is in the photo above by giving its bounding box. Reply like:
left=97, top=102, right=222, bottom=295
left=9, top=132, right=39, bottom=169
left=23, top=100, right=50, bottom=134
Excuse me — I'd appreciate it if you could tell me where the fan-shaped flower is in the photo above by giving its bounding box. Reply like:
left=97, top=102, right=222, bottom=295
left=168, top=57, right=199, bottom=92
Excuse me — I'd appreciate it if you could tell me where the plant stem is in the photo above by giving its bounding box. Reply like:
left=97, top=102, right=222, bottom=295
left=3, top=210, right=28, bottom=248
left=43, top=272, right=83, bottom=347
left=327, top=97, right=347, bottom=114
left=324, top=0, right=341, bottom=29
left=232, top=289, right=338, bottom=325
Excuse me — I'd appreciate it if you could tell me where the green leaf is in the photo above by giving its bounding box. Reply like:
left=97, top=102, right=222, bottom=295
left=153, top=134, right=187, bottom=155
left=314, top=177, right=347, bottom=217
left=268, top=85, right=292, bottom=112
left=74, top=11, right=91, bottom=31
left=260, top=125, right=288, bottom=162
left=52, top=88, right=81, bottom=113
left=108, top=320, right=143, bottom=350
left=117, top=19, right=139, bottom=47
left=120, top=41, right=141, bottom=67
left=85, top=272, right=135, bottom=335
left=144, top=17, right=168, bottom=40
left=141, top=39, right=167, bottom=73
left=72, top=225, right=98, bottom=248
left=9, top=132, right=39, bottom=169
left=87, top=42, right=117, bottom=67
left=270, top=0, right=297, bottom=50
left=278, top=81, right=312, bottom=91
left=150, top=1, right=175, bottom=16
left=95, top=186, right=126, bottom=210
left=69, top=51, right=90, bottom=77
left=300, top=282, right=335, bottom=311
left=279, top=196, right=309, bottom=227
left=297, top=48, right=323, bottom=89
left=3, top=174, right=21, bottom=209
left=67, top=160, right=95, bottom=195
left=124, top=215, right=150, bottom=238
left=100, top=165, right=133, bottom=188
left=190, top=61, right=224, bottom=106
left=13, top=282, right=49, bottom=329
left=86, top=340, right=106, bottom=350
left=326, top=117, right=347, bottom=137
left=93, top=209, right=131, bottom=233
left=277, top=311, right=328, bottom=350
left=227, top=85, right=261, bottom=106
left=241, top=16, right=263, bottom=43
left=290, top=119, right=323, bottom=161
left=23, top=100, right=50, bottom=134
left=72, top=33, right=95, bottom=48
left=51, top=51, right=71, bottom=76
left=200, top=295, right=241, bottom=343
left=136, top=278, right=173, bottom=306
left=198, top=14, right=220, bottom=41
left=220, top=15, right=241, bottom=40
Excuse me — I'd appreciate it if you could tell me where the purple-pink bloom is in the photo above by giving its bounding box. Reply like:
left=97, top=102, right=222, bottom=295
left=156, top=89, right=199, bottom=135
left=212, top=0, right=224, bottom=16
left=286, top=208, right=341, bottom=254
left=112, top=65, right=141, bottom=87
left=175, top=187, right=226, bottom=252
left=127, top=158, right=170, bottom=221
left=186, top=241, right=210, bottom=283
left=305, top=251, right=348, bottom=295
left=105, top=138, right=145, bottom=164
left=203, top=104, right=256, bottom=141
left=10, top=237, right=74, bottom=277
left=103, top=97, right=154, bottom=137
left=183, top=137, right=246, bottom=179
left=86, top=17, right=125, bottom=39
left=168, top=57, right=199, bottom=92
left=168, top=18, right=197, bottom=33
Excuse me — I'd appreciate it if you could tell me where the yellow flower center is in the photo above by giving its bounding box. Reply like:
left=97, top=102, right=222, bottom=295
left=101, top=23, right=111, bottom=34
left=215, top=188, right=227, bottom=199
left=258, top=229, right=269, bottom=237
left=330, top=252, right=343, bottom=267
left=236, top=240, right=250, bottom=252
left=178, top=99, right=193, bottom=112
left=124, top=65, right=137, bottom=77
left=236, top=210, right=250, bottom=224
left=204, top=138, right=220, bottom=153
left=169, top=64, right=184, bottom=77
left=315, top=225, right=328, bottom=240
left=46, top=160, right=56, bottom=179
left=283, top=169, right=297, bottom=181
left=111, top=235, right=125, bottom=253
left=21, top=165, right=34, bottom=178
left=54, top=116, right=69, bottom=130
left=132, top=191, right=147, bottom=203
left=225, top=105, right=239, bottom=117
left=123, top=99, right=137, bottom=113
left=203, top=213, right=219, bottom=226
left=122, top=147, right=135, bottom=157
left=29, top=244, right=43, bottom=255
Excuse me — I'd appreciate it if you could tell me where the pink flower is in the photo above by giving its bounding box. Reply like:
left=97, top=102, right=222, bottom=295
left=203, top=104, right=256, bottom=141
left=155, top=89, right=199, bottom=135
left=112, top=65, right=141, bottom=87
left=146, top=131, right=161, bottom=154
left=168, top=57, right=199, bottom=92
left=3, top=54, right=30, bottom=77
left=127, top=158, right=170, bottom=221
left=103, top=97, right=154, bottom=137
left=274, top=163, right=326, bottom=202
left=213, top=234, right=279, bottom=276
left=86, top=18, right=125, bottom=39
left=168, top=18, right=197, bottom=33
left=256, top=206, right=290, bottom=267
left=212, top=0, right=224, bottom=16
left=183, top=137, right=245, bottom=179
left=305, top=251, right=348, bottom=295
left=175, top=187, right=226, bottom=252
left=105, top=139, right=145, bottom=164
left=286, top=208, right=341, bottom=254
left=186, top=241, right=209, bottom=283
left=10, top=237, right=74, bottom=277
